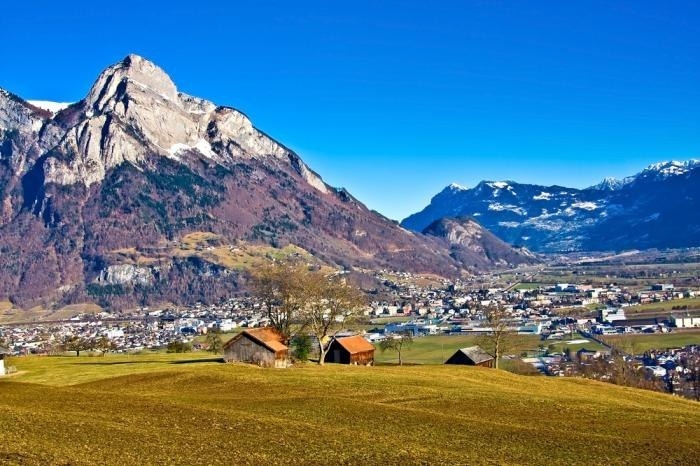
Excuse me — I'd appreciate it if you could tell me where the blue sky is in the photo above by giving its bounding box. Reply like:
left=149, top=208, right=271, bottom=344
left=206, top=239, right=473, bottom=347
left=1, top=1, right=698, bottom=220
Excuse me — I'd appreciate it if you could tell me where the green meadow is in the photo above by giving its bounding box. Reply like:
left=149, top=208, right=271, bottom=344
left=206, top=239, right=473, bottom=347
left=374, top=333, right=541, bottom=364
left=602, top=329, right=700, bottom=353
left=1, top=353, right=698, bottom=465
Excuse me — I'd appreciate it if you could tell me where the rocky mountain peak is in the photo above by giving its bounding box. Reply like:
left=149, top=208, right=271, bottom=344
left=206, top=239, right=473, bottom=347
left=34, top=54, right=306, bottom=188
left=422, top=216, right=537, bottom=267
left=590, top=177, right=628, bottom=191
left=85, top=54, right=178, bottom=112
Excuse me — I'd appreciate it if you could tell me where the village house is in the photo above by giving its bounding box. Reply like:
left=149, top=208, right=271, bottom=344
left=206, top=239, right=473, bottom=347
left=223, top=328, right=289, bottom=368
left=444, top=346, right=494, bottom=367
left=324, top=335, right=375, bottom=365
left=0, top=346, right=9, bottom=376
left=575, top=348, right=611, bottom=362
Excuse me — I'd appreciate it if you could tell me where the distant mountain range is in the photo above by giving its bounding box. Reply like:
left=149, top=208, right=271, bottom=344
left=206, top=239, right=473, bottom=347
left=402, top=160, right=700, bottom=252
left=0, top=55, right=535, bottom=307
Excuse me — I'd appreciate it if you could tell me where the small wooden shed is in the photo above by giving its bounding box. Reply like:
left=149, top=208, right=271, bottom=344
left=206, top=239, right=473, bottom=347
left=223, top=328, right=289, bottom=368
left=444, top=346, right=494, bottom=368
left=0, top=347, right=10, bottom=376
left=324, top=335, right=375, bottom=365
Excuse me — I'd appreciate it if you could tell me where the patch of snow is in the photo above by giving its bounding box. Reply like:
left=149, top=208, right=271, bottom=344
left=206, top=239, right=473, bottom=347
left=194, top=138, right=217, bottom=158
left=533, top=192, right=552, bottom=201
left=488, top=203, right=527, bottom=215
left=167, top=140, right=218, bottom=160
left=31, top=120, right=43, bottom=132
left=571, top=201, right=599, bottom=211
left=448, top=182, right=467, bottom=191
left=486, top=181, right=516, bottom=198
left=27, top=100, right=72, bottom=114
left=168, top=143, right=190, bottom=157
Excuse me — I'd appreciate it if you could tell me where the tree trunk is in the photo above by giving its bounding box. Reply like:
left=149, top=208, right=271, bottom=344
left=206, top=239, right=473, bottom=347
left=494, top=340, right=500, bottom=369
left=318, top=346, right=326, bottom=365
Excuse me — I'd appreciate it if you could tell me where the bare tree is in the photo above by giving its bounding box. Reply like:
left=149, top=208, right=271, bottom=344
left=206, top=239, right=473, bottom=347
left=379, top=331, right=413, bottom=366
left=301, top=272, right=365, bottom=365
left=476, top=306, right=518, bottom=370
left=249, top=261, right=310, bottom=343
left=62, top=335, right=92, bottom=357
left=93, top=336, right=114, bottom=356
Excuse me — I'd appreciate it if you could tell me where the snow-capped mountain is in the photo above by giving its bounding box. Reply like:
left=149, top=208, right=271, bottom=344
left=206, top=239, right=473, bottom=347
left=402, top=160, right=700, bottom=252
left=589, top=177, right=631, bottom=191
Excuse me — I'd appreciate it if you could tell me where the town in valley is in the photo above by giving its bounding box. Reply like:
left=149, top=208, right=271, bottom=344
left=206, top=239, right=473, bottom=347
left=3, top=247, right=699, bottom=400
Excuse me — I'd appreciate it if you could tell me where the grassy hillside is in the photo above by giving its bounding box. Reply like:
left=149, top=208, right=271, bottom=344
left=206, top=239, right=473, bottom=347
left=1, top=354, right=698, bottom=465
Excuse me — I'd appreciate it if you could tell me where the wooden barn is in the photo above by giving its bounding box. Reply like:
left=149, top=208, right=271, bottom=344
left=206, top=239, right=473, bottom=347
left=444, top=346, right=494, bottom=368
left=324, top=335, right=375, bottom=365
left=223, top=328, right=289, bottom=368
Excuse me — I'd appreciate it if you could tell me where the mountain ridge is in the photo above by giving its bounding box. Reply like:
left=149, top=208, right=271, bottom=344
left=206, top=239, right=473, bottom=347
left=403, top=160, right=700, bottom=252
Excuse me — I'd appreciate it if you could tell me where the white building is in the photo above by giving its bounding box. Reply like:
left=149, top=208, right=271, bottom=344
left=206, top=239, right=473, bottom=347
left=601, top=308, right=626, bottom=322
left=671, top=314, right=700, bottom=328
left=0, top=347, right=9, bottom=376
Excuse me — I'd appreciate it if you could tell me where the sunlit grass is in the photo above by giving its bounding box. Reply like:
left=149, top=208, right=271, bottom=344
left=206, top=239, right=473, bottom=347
left=1, top=353, right=698, bottom=465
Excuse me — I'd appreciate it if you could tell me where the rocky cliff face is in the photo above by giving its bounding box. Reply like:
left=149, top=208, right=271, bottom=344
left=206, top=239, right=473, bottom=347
left=402, top=161, right=700, bottom=252
left=0, top=55, right=531, bottom=307
left=422, top=217, right=537, bottom=268
left=27, top=55, right=307, bottom=188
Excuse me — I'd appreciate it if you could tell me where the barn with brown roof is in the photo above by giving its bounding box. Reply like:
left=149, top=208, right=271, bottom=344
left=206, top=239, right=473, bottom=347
left=324, top=335, right=375, bottom=365
left=223, top=328, right=289, bottom=368
left=444, top=346, right=494, bottom=368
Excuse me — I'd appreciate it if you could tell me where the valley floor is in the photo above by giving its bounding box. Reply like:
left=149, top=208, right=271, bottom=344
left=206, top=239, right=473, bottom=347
left=1, top=354, right=699, bottom=465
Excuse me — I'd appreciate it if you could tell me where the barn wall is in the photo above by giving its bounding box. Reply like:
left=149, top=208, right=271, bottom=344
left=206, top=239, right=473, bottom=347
left=445, top=352, right=471, bottom=365
left=445, top=352, right=494, bottom=367
left=349, top=351, right=374, bottom=365
left=224, top=335, right=277, bottom=367
left=324, top=342, right=374, bottom=365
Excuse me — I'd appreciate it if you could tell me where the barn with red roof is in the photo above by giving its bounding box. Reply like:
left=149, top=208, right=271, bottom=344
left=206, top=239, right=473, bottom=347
left=223, top=328, right=289, bottom=368
left=324, top=335, right=375, bottom=365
